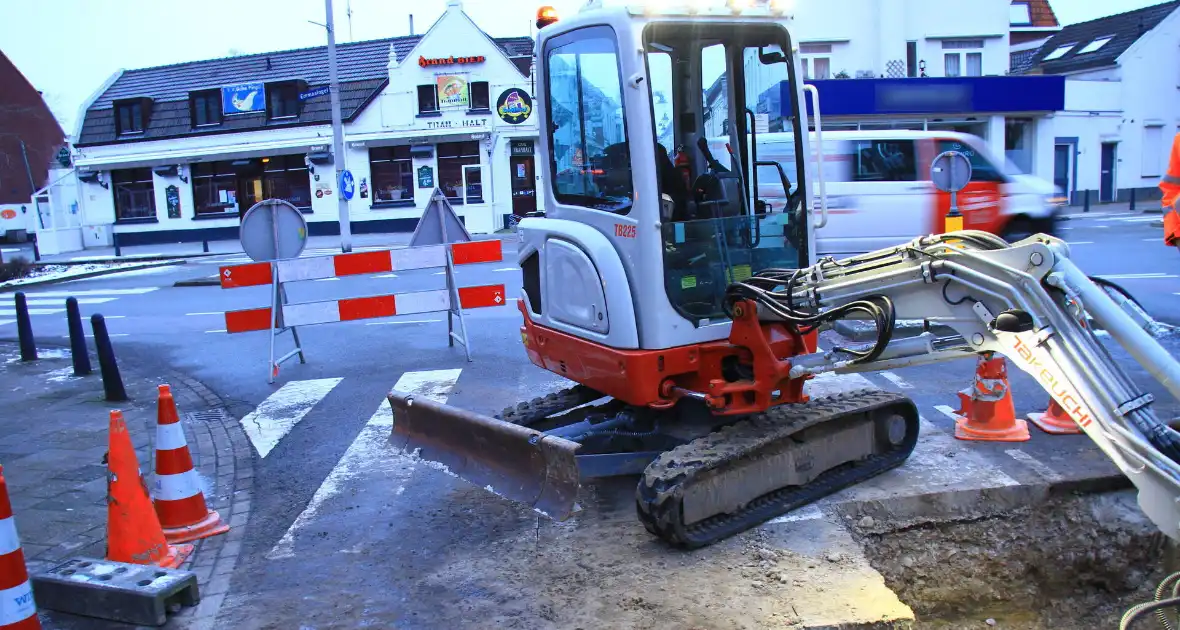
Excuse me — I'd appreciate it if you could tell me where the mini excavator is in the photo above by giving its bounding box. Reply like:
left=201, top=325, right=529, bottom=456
left=389, top=0, right=1180, bottom=548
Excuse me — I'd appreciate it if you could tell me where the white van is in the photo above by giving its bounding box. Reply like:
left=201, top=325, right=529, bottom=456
left=710, top=130, right=1064, bottom=256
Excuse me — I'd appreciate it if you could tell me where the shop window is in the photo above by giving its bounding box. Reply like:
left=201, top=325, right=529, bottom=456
left=262, top=155, right=312, bottom=210
left=469, top=81, right=490, bottom=112
left=112, top=168, right=156, bottom=221
left=851, top=140, right=917, bottom=182
left=267, top=82, right=301, bottom=119
left=369, top=146, right=414, bottom=204
left=438, top=141, right=481, bottom=204
left=192, top=161, right=239, bottom=216
left=418, top=85, right=439, bottom=115
left=115, top=100, right=146, bottom=135
left=191, top=90, right=222, bottom=127
left=544, top=26, right=633, bottom=214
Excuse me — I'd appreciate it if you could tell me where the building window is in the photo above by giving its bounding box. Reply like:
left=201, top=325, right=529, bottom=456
left=418, top=85, right=439, bottom=115
left=907, top=42, right=918, bottom=77
left=115, top=100, right=145, bottom=135
left=437, top=141, right=481, bottom=203
left=191, top=90, right=221, bottom=127
left=262, top=155, right=311, bottom=209
left=1010, top=2, right=1031, bottom=26
left=942, top=40, right=984, bottom=77
left=192, top=161, right=238, bottom=216
left=369, top=146, right=414, bottom=203
left=545, top=26, right=633, bottom=214
left=469, top=81, right=490, bottom=111
left=1043, top=43, right=1075, bottom=61
left=1143, top=126, right=1164, bottom=177
left=1078, top=37, right=1114, bottom=55
left=267, top=82, right=301, bottom=119
left=850, top=140, right=917, bottom=182
left=112, top=168, right=156, bottom=221
left=800, top=43, right=832, bottom=80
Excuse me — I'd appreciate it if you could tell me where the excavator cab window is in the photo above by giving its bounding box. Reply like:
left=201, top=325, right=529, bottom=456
left=644, top=23, right=809, bottom=323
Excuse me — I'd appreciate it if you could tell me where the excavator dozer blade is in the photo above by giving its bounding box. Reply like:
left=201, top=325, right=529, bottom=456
left=388, top=392, right=582, bottom=521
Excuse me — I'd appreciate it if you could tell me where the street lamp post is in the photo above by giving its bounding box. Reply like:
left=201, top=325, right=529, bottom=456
left=324, top=0, right=352, bottom=252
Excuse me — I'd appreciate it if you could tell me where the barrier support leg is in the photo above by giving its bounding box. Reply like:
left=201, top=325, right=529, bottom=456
left=444, top=253, right=473, bottom=362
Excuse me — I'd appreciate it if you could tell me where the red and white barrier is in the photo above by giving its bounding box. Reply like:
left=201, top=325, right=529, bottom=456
left=0, top=465, right=40, bottom=630
left=218, top=239, right=508, bottom=382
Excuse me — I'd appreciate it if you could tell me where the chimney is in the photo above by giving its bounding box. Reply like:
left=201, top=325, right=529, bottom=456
left=409, top=14, right=415, bottom=35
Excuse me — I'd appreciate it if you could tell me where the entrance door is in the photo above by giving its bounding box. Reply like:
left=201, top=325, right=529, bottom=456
left=1100, top=142, right=1117, bottom=203
left=1053, top=144, right=1072, bottom=204
left=510, top=156, right=537, bottom=216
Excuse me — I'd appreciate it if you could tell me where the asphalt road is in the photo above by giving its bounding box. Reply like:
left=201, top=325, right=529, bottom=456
left=2, top=210, right=1178, bottom=628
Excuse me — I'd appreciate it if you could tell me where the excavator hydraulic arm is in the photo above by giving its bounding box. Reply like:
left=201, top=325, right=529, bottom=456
left=755, top=230, right=1180, bottom=541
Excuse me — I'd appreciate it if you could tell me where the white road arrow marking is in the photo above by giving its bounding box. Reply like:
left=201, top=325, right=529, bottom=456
left=240, top=377, right=343, bottom=458
left=266, top=369, right=461, bottom=560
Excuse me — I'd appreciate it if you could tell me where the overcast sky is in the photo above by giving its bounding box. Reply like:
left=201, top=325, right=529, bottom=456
left=0, top=0, right=1163, bottom=135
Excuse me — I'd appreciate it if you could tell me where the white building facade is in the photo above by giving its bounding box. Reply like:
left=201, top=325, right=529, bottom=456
left=1026, top=2, right=1180, bottom=206
left=738, top=0, right=1065, bottom=185
left=67, top=0, right=538, bottom=252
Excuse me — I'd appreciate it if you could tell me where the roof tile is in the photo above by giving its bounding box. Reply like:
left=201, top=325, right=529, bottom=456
left=1023, top=0, right=1178, bottom=75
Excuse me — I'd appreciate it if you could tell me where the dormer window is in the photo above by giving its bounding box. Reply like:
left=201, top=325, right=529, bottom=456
left=191, top=90, right=222, bottom=127
left=267, top=81, right=302, bottom=120
left=115, top=98, right=150, bottom=135
left=1078, top=37, right=1114, bottom=54
left=1009, top=2, right=1032, bottom=26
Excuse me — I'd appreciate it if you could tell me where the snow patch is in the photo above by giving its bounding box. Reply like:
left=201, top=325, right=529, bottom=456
left=0, top=261, right=178, bottom=289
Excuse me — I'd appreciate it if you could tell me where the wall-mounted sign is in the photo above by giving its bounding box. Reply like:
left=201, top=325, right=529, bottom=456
left=222, top=83, right=265, bottom=115
left=417, top=165, right=434, bottom=188
left=165, top=185, right=181, bottom=219
left=437, top=74, right=469, bottom=109
left=0, top=209, right=17, bottom=220
left=419, top=55, right=485, bottom=68
left=510, top=140, right=534, bottom=156
left=339, top=169, right=356, bottom=201
left=497, top=89, right=533, bottom=125
left=299, top=86, right=330, bottom=101
left=425, top=118, right=487, bottom=130
left=56, top=146, right=71, bottom=167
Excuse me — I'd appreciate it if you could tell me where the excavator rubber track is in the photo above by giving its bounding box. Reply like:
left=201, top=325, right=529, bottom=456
left=636, top=389, right=919, bottom=548
left=497, top=385, right=606, bottom=427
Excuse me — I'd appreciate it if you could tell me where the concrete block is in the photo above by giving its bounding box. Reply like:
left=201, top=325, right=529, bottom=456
left=31, top=557, right=200, bottom=627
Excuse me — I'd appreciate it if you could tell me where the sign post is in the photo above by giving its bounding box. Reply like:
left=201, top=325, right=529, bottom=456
left=238, top=199, right=309, bottom=382
left=931, top=151, right=972, bottom=233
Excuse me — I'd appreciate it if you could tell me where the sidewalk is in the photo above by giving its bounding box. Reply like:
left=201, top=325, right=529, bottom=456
left=0, top=341, right=253, bottom=628
left=1058, top=199, right=1164, bottom=217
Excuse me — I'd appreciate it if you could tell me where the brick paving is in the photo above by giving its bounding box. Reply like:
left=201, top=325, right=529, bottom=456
left=0, top=342, right=253, bottom=628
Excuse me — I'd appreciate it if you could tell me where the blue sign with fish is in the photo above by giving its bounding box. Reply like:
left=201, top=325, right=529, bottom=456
left=222, top=83, right=265, bottom=115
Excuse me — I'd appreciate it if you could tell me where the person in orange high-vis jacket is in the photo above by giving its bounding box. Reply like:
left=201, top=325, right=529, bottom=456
left=1163, top=132, right=1180, bottom=247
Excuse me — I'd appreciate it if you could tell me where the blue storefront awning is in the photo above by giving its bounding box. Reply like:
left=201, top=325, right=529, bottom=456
left=767, top=75, right=1065, bottom=118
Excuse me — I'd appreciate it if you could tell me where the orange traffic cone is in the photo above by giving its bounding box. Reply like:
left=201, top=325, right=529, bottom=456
left=952, top=356, right=1031, bottom=442
left=153, top=385, right=229, bottom=544
left=0, top=466, right=40, bottom=630
left=1027, top=399, right=1082, bottom=435
left=106, top=410, right=193, bottom=568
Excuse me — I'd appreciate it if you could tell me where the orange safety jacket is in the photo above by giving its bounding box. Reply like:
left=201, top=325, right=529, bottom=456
left=1163, top=132, right=1180, bottom=245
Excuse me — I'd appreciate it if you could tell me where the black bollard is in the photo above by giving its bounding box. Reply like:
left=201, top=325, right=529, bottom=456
left=66, top=297, right=91, bottom=376
left=91, top=314, right=127, bottom=402
left=1129, top=188, right=1137, bottom=212
left=14, top=292, right=36, bottom=361
left=1083, top=189, right=1091, bottom=213
left=113, top=232, right=121, bottom=258
left=202, top=239, right=210, bottom=253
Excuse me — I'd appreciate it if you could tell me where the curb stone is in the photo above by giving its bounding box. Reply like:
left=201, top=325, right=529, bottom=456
left=0, top=260, right=185, bottom=293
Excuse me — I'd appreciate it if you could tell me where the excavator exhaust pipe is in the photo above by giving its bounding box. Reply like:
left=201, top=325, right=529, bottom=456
left=388, top=393, right=583, bottom=520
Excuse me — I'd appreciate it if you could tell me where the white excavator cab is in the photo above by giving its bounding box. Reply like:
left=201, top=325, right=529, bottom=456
left=519, top=0, right=815, bottom=351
